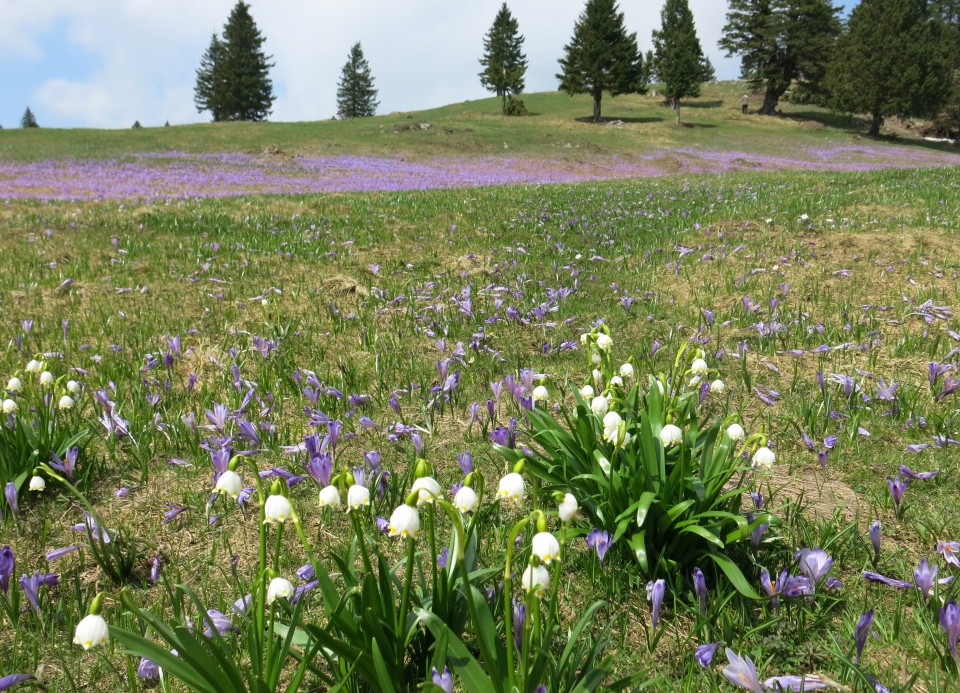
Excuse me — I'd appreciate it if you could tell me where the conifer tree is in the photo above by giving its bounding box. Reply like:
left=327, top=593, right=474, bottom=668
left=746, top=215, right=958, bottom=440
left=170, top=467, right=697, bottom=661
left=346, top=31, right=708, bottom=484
left=336, top=42, right=379, bottom=119
left=827, top=0, right=951, bottom=137
left=194, top=2, right=275, bottom=122
left=479, top=3, right=528, bottom=114
left=651, top=0, right=715, bottom=124
left=557, top=0, right=647, bottom=122
left=720, top=0, right=840, bottom=115
left=20, top=107, right=39, bottom=128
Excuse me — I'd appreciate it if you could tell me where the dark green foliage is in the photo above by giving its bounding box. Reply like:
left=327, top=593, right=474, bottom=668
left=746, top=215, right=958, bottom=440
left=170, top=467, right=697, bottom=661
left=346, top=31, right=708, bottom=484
left=20, top=107, right=38, bottom=128
left=194, top=2, right=275, bottom=122
left=336, top=42, right=379, bottom=119
left=720, top=0, right=840, bottom=115
left=930, top=0, right=960, bottom=136
left=503, top=96, right=529, bottom=116
left=827, top=0, right=952, bottom=137
left=479, top=3, right=528, bottom=115
left=651, top=0, right=715, bottom=123
left=557, top=0, right=648, bottom=122
left=132, top=120, right=142, bottom=129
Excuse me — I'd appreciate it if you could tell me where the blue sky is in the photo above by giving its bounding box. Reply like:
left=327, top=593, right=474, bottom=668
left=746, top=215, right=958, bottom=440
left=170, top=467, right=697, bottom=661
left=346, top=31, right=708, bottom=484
left=0, top=1, right=857, bottom=130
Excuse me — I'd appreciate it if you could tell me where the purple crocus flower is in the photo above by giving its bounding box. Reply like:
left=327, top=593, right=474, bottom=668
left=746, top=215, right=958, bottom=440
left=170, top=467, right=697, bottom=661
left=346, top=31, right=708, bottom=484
left=693, top=567, right=707, bottom=616
left=456, top=451, right=474, bottom=475
left=149, top=555, right=162, bottom=584
left=887, top=475, right=907, bottom=514
left=898, top=465, right=939, bottom=480
left=162, top=503, right=188, bottom=525
left=431, top=666, right=453, bottom=693
left=797, top=548, right=833, bottom=583
left=3, top=483, right=16, bottom=519
left=695, top=642, right=721, bottom=668
left=940, top=601, right=960, bottom=661
left=869, top=521, right=881, bottom=560
left=817, top=449, right=828, bottom=469
left=862, top=571, right=914, bottom=589
left=586, top=529, right=612, bottom=563
left=137, top=658, right=160, bottom=680
left=855, top=609, right=874, bottom=664
left=410, top=431, right=423, bottom=457
left=722, top=648, right=762, bottom=692
left=512, top=599, right=525, bottom=653
left=915, top=559, right=938, bottom=601
left=647, top=579, right=665, bottom=630
left=0, top=674, right=35, bottom=690
left=938, top=541, right=960, bottom=568
left=45, top=545, right=81, bottom=562
left=0, top=546, right=13, bottom=594
left=19, top=571, right=57, bottom=615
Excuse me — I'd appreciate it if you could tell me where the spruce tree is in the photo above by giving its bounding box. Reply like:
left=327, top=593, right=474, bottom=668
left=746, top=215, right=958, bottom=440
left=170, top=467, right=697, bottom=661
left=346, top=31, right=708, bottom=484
left=479, top=3, right=528, bottom=114
left=20, top=107, right=38, bottom=128
left=827, top=0, right=951, bottom=137
left=557, top=0, right=647, bottom=122
left=194, top=2, right=275, bottom=122
left=651, top=0, right=715, bottom=124
left=336, top=43, right=379, bottom=119
left=720, top=0, right=840, bottom=115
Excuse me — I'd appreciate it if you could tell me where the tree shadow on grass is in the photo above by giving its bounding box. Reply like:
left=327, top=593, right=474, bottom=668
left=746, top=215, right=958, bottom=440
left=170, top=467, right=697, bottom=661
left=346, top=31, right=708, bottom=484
left=573, top=116, right=665, bottom=124
left=782, top=110, right=960, bottom=154
left=679, top=100, right=724, bottom=109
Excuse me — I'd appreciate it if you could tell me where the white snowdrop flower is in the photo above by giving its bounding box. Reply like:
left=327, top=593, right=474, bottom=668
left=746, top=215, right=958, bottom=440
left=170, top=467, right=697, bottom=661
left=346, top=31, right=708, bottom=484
left=619, top=363, right=634, bottom=379
left=726, top=423, right=746, bottom=442
left=453, top=486, right=479, bottom=513
left=388, top=504, right=420, bottom=538
left=39, top=371, right=54, bottom=386
left=497, top=472, right=525, bottom=506
left=25, top=360, right=42, bottom=373
left=593, top=369, right=603, bottom=389
left=689, top=375, right=702, bottom=388
left=602, top=411, right=623, bottom=445
left=6, top=377, right=22, bottom=393
left=2, top=399, right=17, bottom=414
left=558, top=493, right=578, bottom=522
left=66, top=380, right=80, bottom=394
left=690, top=358, right=708, bottom=376
left=590, top=396, right=609, bottom=416
left=532, top=532, right=561, bottom=565
left=580, top=384, right=595, bottom=398
left=58, top=395, right=75, bottom=410
left=346, top=484, right=370, bottom=510
left=659, top=424, right=683, bottom=447
left=29, top=475, right=45, bottom=492
left=74, top=614, right=109, bottom=650
left=580, top=333, right=590, bottom=345
left=752, top=447, right=775, bottom=470
left=266, top=577, right=294, bottom=604
left=609, top=375, right=623, bottom=388
left=595, top=333, right=613, bottom=351
left=261, top=299, right=269, bottom=307
left=591, top=352, right=601, bottom=365
left=264, top=494, right=293, bottom=524
left=411, top=476, right=443, bottom=505
left=799, top=213, right=809, bottom=221
left=214, top=470, right=243, bottom=499
left=532, top=385, right=548, bottom=402
left=318, top=485, right=341, bottom=508
left=710, top=379, right=725, bottom=393
left=521, top=564, right=550, bottom=598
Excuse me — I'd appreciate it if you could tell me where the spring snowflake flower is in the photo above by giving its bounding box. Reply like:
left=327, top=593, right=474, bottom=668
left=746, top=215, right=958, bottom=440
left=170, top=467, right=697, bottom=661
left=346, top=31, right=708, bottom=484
left=532, top=385, right=548, bottom=402
left=726, top=423, right=745, bottom=442
left=1, top=399, right=16, bottom=414
left=264, top=494, right=293, bottom=524
left=214, top=470, right=243, bottom=499
left=659, top=424, right=683, bottom=447
left=453, top=486, right=479, bottom=513
left=498, top=472, right=525, bottom=506
left=58, top=395, right=75, bottom=410
left=29, top=475, right=45, bottom=492
left=347, top=484, right=370, bottom=510
left=690, top=358, right=708, bottom=376
left=592, top=369, right=603, bottom=389
left=266, top=577, right=294, bottom=604
left=5, top=377, right=21, bottom=393
left=558, top=493, right=578, bottom=522
left=609, top=375, right=623, bottom=388
left=580, top=384, right=595, bottom=398
left=73, top=614, right=109, bottom=650
left=411, top=476, right=443, bottom=505
left=39, top=371, right=54, bottom=386
left=388, top=504, right=420, bottom=538
left=25, top=360, right=42, bottom=373
left=590, top=396, right=608, bottom=416
left=595, top=333, right=613, bottom=351
left=710, top=379, right=725, bottom=393
left=532, top=532, right=561, bottom=565
left=521, top=564, right=550, bottom=598
left=602, top=412, right=624, bottom=445
left=66, top=380, right=80, bottom=394
left=619, top=363, right=634, bottom=379
left=752, top=447, right=775, bottom=470
left=318, top=485, right=341, bottom=508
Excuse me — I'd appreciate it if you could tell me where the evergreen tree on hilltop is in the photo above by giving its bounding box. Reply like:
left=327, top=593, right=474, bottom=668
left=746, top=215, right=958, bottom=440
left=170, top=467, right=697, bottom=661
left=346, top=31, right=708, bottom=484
left=930, top=0, right=960, bottom=135
left=651, top=0, right=715, bottom=124
left=194, top=1, right=275, bottom=122
left=720, top=0, right=840, bottom=115
left=826, top=0, right=951, bottom=137
left=336, top=42, right=379, bottom=119
left=479, top=2, right=528, bottom=114
left=557, top=0, right=648, bottom=122
left=20, top=107, right=39, bottom=128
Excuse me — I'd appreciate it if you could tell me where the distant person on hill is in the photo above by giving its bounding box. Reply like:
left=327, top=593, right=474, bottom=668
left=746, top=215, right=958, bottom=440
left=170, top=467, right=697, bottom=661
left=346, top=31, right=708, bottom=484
left=740, top=94, right=749, bottom=114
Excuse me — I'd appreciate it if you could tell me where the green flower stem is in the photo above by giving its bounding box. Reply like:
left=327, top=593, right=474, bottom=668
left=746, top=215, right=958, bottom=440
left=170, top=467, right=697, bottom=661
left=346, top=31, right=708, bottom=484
left=503, top=516, right=530, bottom=692
left=350, top=511, right=375, bottom=577
left=397, top=536, right=417, bottom=661
left=428, top=504, right=439, bottom=602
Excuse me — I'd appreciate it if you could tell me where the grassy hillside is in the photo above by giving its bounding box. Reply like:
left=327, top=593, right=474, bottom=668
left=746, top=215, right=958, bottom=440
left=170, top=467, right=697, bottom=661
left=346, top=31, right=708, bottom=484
left=0, top=82, right=953, bottom=163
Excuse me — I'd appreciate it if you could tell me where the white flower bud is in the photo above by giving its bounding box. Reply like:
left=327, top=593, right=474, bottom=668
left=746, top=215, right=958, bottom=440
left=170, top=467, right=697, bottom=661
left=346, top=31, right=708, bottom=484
left=590, top=396, right=608, bottom=416
left=558, top=492, right=578, bottom=522
left=2, top=399, right=17, bottom=414
left=25, top=360, right=42, bottom=373
left=609, top=375, right=623, bottom=388
left=619, top=363, right=634, bottom=379
left=40, top=371, right=54, bottom=386
left=266, top=577, right=294, bottom=604
left=595, top=333, right=613, bottom=351
left=6, top=377, right=22, bottom=393
left=66, top=380, right=80, bottom=394
left=580, top=384, right=595, bottom=398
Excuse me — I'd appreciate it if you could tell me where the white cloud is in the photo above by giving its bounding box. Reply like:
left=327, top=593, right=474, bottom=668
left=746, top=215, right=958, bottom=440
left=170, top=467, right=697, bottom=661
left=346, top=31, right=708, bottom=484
left=2, top=0, right=740, bottom=128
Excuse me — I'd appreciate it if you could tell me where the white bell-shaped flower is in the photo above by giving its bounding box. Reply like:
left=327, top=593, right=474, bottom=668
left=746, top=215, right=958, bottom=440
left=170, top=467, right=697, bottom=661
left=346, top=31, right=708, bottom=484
left=590, top=396, right=608, bottom=416
left=602, top=411, right=623, bottom=445
left=497, top=472, right=525, bottom=506
left=532, top=385, right=548, bottom=402
left=619, top=363, right=634, bottom=379
left=73, top=614, right=109, bottom=650
left=659, top=424, right=683, bottom=448
left=40, top=371, right=54, bottom=386
left=411, top=476, right=443, bottom=505
left=346, top=484, right=370, bottom=510
left=266, top=577, right=294, bottom=604
left=214, top=470, right=243, bottom=498
left=752, top=447, right=775, bottom=470
left=6, top=377, right=22, bottom=393
left=532, top=532, right=561, bottom=565
left=595, top=333, right=613, bottom=351
left=690, top=358, right=709, bottom=376
left=58, top=395, right=75, bottom=410
left=318, top=485, right=341, bottom=508
left=726, top=423, right=745, bottom=442
left=264, top=494, right=293, bottom=524
left=453, top=486, right=479, bottom=513
left=558, top=493, right=578, bottom=522
left=2, top=399, right=17, bottom=414
left=521, top=564, right=550, bottom=598
left=388, top=504, right=420, bottom=538
left=29, top=475, right=46, bottom=492
left=580, top=384, right=595, bottom=398
left=710, top=379, right=725, bottom=393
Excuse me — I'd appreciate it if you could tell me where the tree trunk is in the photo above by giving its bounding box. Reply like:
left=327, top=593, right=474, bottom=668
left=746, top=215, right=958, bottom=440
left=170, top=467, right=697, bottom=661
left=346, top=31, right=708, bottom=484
left=676, top=99, right=681, bottom=125
left=759, top=86, right=782, bottom=115
left=592, top=90, right=602, bottom=123
left=869, top=111, right=883, bottom=137
left=502, top=92, right=507, bottom=115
